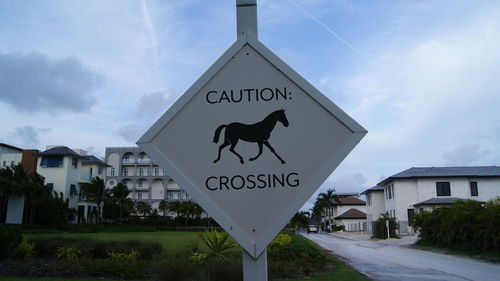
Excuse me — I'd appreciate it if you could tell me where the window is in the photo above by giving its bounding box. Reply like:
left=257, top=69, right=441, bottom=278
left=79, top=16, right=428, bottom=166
left=70, top=184, right=78, bottom=196
left=122, top=168, right=128, bottom=176
left=407, top=209, right=415, bottom=225
left=168, top=192, right=173, bottom=199
left=138, top=180, right=144, bottom=188
left=109, top=180, right=115, bottom=185
left=137, top=192, right=142, bottom=199
left=2, top=161, right=5, bottom=167
left=470, top=182, right=478, bottom=196
left=72, top=157, right=78, bottom=168
left=98, top=167, right=103, bottom=174
left=367, top=194, right=371, bottom=205
left=123, top=155, right=129, bottom=162
left=10, top=161, right=14, bottom=166
left=46, top=183, right=54, bottom=192
left=147, top=168, right=151, bottom=176
left=436, top=182, right=451, bottom=196
left=40, top=156, right=63, bottom=167
left=110, top=168, right=115, bottom=176
left=391, top=185, right=395, bottom=198
left=387, top=184, right=393, bottom=199
left=138, top=168, right=144, bottom=176
left=154, top=168, right=159, bottom=176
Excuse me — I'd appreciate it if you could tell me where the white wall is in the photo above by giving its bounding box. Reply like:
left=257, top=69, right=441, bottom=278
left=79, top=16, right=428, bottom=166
left=0, top=146, right=23, bottom=167
left=107, top=153, right=120, bottom=176
left=151, top=179, right=164, bottom=200
left=366, top=191, right=385, bottom=222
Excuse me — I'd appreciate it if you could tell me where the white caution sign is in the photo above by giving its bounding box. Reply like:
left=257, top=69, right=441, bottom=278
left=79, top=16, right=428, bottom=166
left=137, top=34, right=366, bottom=258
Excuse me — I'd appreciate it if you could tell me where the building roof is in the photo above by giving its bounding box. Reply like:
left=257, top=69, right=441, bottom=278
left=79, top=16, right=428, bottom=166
left=413, top=197, right=484, bottom=207
left=82, top=155, right=111, bottom=167
left=360, top=185, right=384, bottom=195
left=331, top=196, right=365, bottom=206
left=39, top=146, right=83, bottom=158
left=0, top=143, right=23, bottom=152
left=379, top=166, right=500, bottom=186
left=335, top=208, right=367, bottom=219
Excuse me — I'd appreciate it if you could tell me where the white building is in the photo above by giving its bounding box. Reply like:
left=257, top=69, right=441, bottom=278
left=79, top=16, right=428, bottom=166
left=0, top=143, right=25, bottom=224
left=105, top=147, right=190, bottom=214
left=37, top=146, right=108, bottom=223
left=369, top=166, right=500, bottom=234
left=0, top=143, right=23, bottom=168
left=321, top=195, right=366, bottom=231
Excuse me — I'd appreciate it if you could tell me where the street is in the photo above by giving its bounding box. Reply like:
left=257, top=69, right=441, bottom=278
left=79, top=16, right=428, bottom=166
left=304, top=232, right=500, bottom=281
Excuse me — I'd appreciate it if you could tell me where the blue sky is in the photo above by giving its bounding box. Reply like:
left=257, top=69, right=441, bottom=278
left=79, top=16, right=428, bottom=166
left=1, top=0, right=499, bottom=210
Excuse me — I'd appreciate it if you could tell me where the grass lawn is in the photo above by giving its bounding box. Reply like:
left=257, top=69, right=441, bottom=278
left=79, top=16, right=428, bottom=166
left=24, top=231, right=206, bottom=253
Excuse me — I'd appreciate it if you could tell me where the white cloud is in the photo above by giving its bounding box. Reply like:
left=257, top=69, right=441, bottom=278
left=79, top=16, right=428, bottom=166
left=442, top=144, right=490, bottom=166
left=0, top=52, right=102, bottom=113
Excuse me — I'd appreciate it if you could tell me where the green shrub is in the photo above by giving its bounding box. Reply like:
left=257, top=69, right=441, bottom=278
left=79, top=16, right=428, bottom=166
left=374, top=213, right=399, bottom=239
left=16, top=241, right=36, bottom=260
left=0, top=224, right=23, bottom=259
left=28, top=237, right=161, bottom=259
left=107, top=248, right=140, bottom=262
left=413, top=198, right=500, bottom=253
left=200, top=230, right=237, bottom=261
left=154, top=253, right=197, bottom=281
left=83, top=258, right=146, bottom=279
left=55, top=246, right=81, bottom=260
left=268, top=230, right=330, bottom=279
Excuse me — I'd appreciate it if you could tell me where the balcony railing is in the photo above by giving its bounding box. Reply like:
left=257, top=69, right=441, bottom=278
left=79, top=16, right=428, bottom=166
left=137, top=159, right=151, bottom=164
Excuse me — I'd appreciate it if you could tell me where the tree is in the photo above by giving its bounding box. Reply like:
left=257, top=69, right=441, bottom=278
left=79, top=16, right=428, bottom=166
left=167, top=200, right=181, bottom=217
left=0, top=165, right=25, bottom=222
left=136, top=201, right=152, bottom=217
left=79, top=177, right=108, bottom=224
left=110, top=183, right=130, bottom=223
left=158, top=200, right=168, bottom=216
left=289, top=211, right=310, bottom=231
left=316, top=188, right=338, bottom=231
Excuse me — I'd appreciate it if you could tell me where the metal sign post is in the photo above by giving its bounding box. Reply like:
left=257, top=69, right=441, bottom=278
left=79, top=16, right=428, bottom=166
left=237, top=1, right=268, bottom=280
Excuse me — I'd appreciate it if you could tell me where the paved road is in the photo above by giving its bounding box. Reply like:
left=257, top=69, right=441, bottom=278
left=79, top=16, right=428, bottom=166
left=304, top=233, right=500, bottom=281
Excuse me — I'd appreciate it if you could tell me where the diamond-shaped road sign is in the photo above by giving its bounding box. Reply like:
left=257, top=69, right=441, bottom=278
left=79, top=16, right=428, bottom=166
left=137, top=34, right=366, bottom=258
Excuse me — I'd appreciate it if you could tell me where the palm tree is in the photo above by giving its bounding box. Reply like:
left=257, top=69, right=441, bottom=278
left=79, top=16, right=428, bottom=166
left=168, top=200, right=181, bottom=218
left=317, top=188, right=338, bottom=231
left=158, top=199, right=168, bottom=216
left=79, top=177, right=109, bottom=224
left=110, top=183, right=130, bottom=223
left=135, top=201, right=152, bottom=217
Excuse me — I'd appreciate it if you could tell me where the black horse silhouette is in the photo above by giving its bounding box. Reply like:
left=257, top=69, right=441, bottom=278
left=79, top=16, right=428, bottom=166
left=213, top=109, right=289, bottom=164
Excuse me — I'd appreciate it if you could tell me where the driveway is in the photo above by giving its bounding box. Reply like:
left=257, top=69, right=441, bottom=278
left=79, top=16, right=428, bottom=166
left=303, top=232, right=500, bottom=281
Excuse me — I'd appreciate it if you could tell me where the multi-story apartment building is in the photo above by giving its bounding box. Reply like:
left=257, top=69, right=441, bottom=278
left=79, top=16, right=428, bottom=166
left=367, top=166, right=500, bottom=234
left=37, top=146, right=109, bottom=223
left=105, top=147, right=190, bottom=212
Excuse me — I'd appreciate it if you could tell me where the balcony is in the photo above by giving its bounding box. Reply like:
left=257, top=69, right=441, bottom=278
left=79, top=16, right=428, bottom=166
left=137, top=159, right=151, bottom=165
left=122, top=159, right=135, bottom=165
